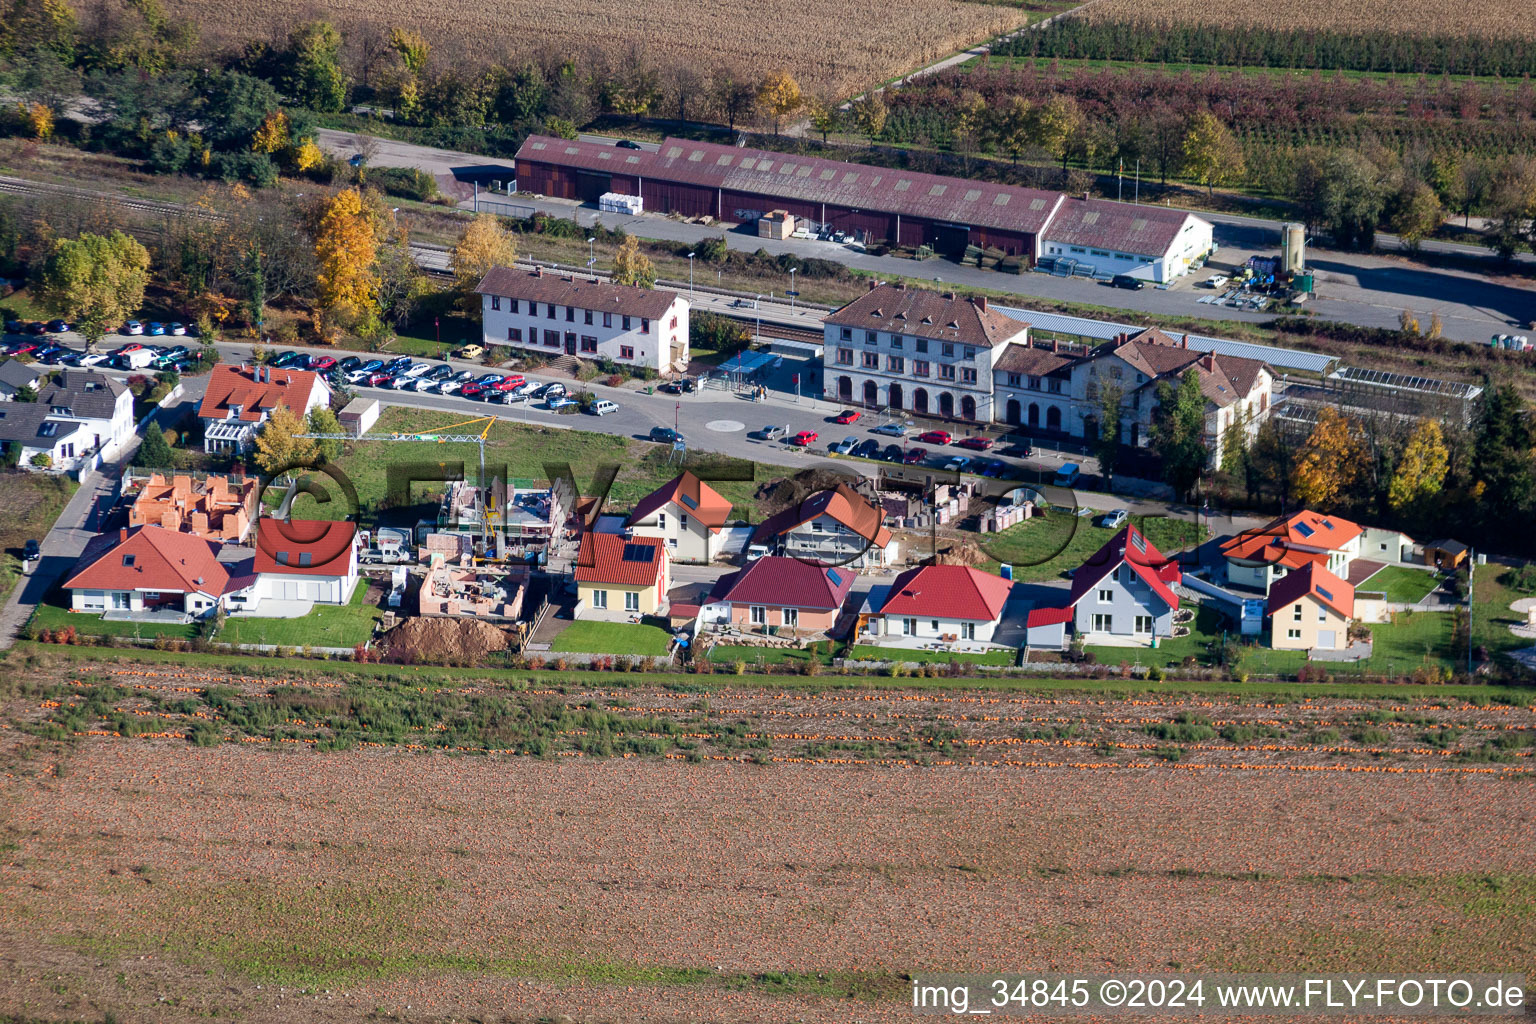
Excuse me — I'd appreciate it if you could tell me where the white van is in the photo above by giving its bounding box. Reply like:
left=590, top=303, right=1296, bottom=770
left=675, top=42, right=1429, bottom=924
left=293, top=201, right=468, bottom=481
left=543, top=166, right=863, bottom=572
left=590, top=399, right=619, bottom=416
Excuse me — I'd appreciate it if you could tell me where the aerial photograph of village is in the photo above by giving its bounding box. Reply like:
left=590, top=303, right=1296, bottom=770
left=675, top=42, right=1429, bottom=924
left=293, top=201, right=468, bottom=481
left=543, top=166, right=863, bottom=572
left=0, top=0, right=1533, bottom=1018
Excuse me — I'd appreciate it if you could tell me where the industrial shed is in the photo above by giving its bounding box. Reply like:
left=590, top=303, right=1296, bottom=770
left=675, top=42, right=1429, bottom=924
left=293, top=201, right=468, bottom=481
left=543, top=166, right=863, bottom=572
left=1039, top=197, right=1213, bottom=283
left=515, top=135, right=1066, bottom=260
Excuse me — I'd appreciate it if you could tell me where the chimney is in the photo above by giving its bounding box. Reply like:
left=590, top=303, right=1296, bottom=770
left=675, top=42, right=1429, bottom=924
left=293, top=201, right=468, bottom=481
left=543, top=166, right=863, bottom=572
left=1201, top=353, right=1215, bottom=371
left=1051, top=339, right=1060, bottom=353
left=534, top=266, right=544, bottom=277
left=868, top=280, right=879, bottom=291
left=974, top=295, right=988, bottom=312
left=1182, top=333, right=1189, bottom=349
left=1082, top=192, right=1090, bottom=202
left=119, top=527, right=128, bottom=543
left=942, top=291, right=956, bottom=300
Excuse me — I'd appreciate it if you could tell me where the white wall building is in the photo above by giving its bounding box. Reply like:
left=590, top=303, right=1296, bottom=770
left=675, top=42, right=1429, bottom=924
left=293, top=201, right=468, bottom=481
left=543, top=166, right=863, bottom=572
left=477, top=266, right=689, bottom=375
left=1040, top=198, right=1213, bottom=282
left=0, top=370, right=134, bottom=472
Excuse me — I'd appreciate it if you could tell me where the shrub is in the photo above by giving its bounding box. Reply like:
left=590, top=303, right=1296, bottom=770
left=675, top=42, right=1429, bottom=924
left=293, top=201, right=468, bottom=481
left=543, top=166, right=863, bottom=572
left=369, top=166, right=438, bottom=201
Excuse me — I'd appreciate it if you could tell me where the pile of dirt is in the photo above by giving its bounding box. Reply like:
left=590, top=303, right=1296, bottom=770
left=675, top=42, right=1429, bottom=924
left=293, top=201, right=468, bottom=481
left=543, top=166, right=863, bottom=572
left=931, top=538, right=992, bottom=568
left=382, top=617, right=514, bottom=665
left=755, top=467, right=870, bottom=516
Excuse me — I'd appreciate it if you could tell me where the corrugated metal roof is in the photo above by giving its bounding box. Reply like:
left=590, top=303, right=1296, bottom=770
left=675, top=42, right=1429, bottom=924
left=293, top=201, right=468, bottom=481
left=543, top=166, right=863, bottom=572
left=1044, top=198, right=1197, bottom=258
left=991, top=305, right=1335, bottom=373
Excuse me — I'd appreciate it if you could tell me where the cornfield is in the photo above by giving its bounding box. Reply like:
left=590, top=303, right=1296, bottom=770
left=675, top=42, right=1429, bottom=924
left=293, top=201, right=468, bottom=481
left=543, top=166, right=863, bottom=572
left=165, top=0, right=1021, bottom=98
left=1084, top=0, right=1536, bottom=39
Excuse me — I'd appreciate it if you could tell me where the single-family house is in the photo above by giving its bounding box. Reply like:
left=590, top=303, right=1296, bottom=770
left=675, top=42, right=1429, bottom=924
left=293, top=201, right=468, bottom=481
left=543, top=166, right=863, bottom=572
left=0, top=370, right=133, bottom=471
left=703, top=556, right=855, bottom=635
left=859, top=564, right=1014, bottom=646
left=626, top=471, right=732, bottom=564
left=227, top=518, right=360, bottom=611
left=0, top=358, right=43, bottom=401
left=1266, top=562, right=1354, bottom=651
left=573, top=531, right=669, bottom=620
left=1046, top=524, right=1182, bottom=644
left=1220, top=510, right=1363, bottom=591
left=126, top=472, right=258, bottom=543
left=63, top=525, right=230, bottom=619
left=198, top=363, right=330, bottom=454
left=750, top=483, right=898, bottom=567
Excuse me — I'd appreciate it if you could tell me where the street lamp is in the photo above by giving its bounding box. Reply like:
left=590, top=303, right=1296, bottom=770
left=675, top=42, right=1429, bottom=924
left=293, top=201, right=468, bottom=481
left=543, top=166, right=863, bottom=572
left=753, top=294, right=763, bottom=344
left=686, top=251, right=695, bottom=294
left=787, top=267, right=798, bottom=315
left=587, top=237, right=596, bottom=271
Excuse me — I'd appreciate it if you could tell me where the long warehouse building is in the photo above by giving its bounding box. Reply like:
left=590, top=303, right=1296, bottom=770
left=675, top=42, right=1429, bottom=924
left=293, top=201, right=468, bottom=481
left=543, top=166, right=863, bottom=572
left=514, top=135, right=1212, bottom=281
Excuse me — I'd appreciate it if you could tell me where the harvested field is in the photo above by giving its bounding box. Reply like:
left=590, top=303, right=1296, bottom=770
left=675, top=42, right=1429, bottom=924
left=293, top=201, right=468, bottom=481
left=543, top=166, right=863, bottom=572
left=1083, top=0, right=1536, bottom=38
left=163, top=0, right=1020, bottom=99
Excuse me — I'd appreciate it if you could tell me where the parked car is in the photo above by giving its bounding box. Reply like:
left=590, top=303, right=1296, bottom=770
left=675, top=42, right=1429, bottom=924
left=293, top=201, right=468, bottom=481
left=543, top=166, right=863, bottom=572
left=358, top=359, right=385, bottom=374
left=75, top=351, right=109, bottom=367
left=540, top=382, right=567, bottom=400
left=548, top=395, right=578, bottom=410
left=337, top=356, right=362, bottom=374
left=511, top=379, right=538, bottom=397
left=460, top=381, right=487, bottom=398
left=168, top=322, right=186, bottom=336
left=1000, top=441, right=1034, bottom=458
left=344, top=369, right=372, bottom=384
left=491, top=373, right=525, bottom=392
left=3, top=320, right=23, bottom=334
left=1111, top=274, right=1145, bottom=291
left=308, top=355, right=337, bottom=373
left=852, top=439, right=880, bottom=459
left=649, top=427, right=683, bottom=444
left=365, top=371, right=393, bottom=387
left=385, top=356, right=412, bottom=372
left=456, top=344, right=484, bottom=360
left=916, top=430, right=952, bottom=445
left=25, top=321, right=47, bottom=335
left=831, top=435, right=858, bottom=455
left=402, top=362, right=432, bottom=379
left=270, top=350, right=302, bottom=368
left=871, top=423, right=908, bottom=437
left=616, top=139, right=644, bottom=150
left=978, top=458, right=1007, bottom=478
left=902, top=447, right=928, bottom=465
left=956, top=436, right=994, bottom=451
left=1205, top=274, right=1229, bottom=289
left=1054, top=463, right=1082, bottom=487
left=755, top=425, right=784, bottom=441
left=8, top=341, right=37, bottom=356
left=474, top=373, right=503, bottom=386
left=880, top=444, right=905, bottom=462
left=427, top=363, right=454, bottom=380
left=146, top=322, right=167, bottom=336
left=944, top=455, right=972, bottom=472
left=121, top=320, right=144, bottom=335
left=789, top=430, right=819, bottom=446
left=832, top=409, right=861, bottom=425
left=1100, top=508, right=1129, bottom=529
left=45, top=319, right=70, bottom=334
left=589, top=399, right=618, bottom=415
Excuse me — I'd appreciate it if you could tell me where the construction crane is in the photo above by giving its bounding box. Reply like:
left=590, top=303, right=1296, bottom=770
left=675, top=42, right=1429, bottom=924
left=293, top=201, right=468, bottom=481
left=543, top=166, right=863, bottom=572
left=299, top=414, right=501, bottom=520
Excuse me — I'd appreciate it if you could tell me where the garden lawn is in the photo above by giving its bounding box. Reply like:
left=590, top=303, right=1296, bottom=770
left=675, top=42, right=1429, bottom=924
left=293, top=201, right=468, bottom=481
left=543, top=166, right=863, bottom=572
left=27, top=600, right=196, bottom=641
left=1085, top=604, right=1224, bottom=669
left=708, top=644, right=826, bottom=665
left=1358, top=565, right=1440, bottom=604
left=848, top=645, right=1015, bottom=666
left=0, top=473, right=77, bottom=604
left=551, top=621, right=674, bottom=656
left=217, top=585, right=382, bottom=649
left=981, top=510, right=1205, bottom=582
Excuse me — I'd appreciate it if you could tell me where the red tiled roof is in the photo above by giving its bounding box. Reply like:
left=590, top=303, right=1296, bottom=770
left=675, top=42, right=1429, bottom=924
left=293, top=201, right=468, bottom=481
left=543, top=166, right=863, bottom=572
left=475, top=266, right=679, bottom=320
left=876, top=564, right=1013, bottom=622
left=254, top=519, right=357, bottom=577
left=707, top=556, right=855, bottom=612
left=1063, top=525, right=1181, bottom=611
left=825, top=284, right=1029, bottom=349
left=751, top=483, right=891, bottom=549
left=1026, top=606, right=1073, bottom=628
left=1220, top=510, right=1363, bottom=566
left=574, top=532, right=666, bottom=587
left=198, top=364, right=326, bottom=423
left=65, top=525, right=229, bottom=596
left=1265, top=562, right=1355, bottom=619
left=627, top=471, right=732, bottom=533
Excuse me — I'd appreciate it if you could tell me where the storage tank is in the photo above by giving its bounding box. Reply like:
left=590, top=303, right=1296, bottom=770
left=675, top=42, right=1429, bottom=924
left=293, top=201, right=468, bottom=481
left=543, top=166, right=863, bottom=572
left=1281, top=222, right=1306, bottom=275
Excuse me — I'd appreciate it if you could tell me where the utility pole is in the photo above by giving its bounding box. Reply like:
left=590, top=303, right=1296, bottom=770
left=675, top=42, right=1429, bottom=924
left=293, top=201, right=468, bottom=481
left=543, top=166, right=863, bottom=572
left=1117, top=159, right=1123, bottom=203
left=1467, top=548, right=1475, bottom=676
left=586, top=236, right=596, bottom=271
left=753, top=295, right=763, bottom=344
left=1135, top=160, right=1140, bottom=204
left=686, top=251, right=695, bottom=294
left=788, top=267, right=798, bottom=315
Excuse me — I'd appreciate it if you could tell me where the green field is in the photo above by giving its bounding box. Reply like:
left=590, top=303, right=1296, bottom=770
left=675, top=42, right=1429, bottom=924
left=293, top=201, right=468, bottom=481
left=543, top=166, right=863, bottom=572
left=0, top=473, right=77, bottom=605
left=964, top=54, right=1524, bottom=86
left=217, top=584, right=382, bottom=648
left=550, top=620, right=675, bottom=656
left=1358, top=565, right=1441, bottom=604
left=708, top=644, right=826, bottom=665
left=980, top=510, right=1205, bottom=582
left=28, top=599, right=197, bottom=641
left=849, top=644, right=1016, bottom=666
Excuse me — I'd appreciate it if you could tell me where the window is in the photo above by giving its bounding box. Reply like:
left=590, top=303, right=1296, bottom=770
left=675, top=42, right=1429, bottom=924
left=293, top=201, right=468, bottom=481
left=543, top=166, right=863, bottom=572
left=622, top=315, right=632, bottom=331
left=784, top=607, right=798, bottom=627
left=1093, top=613, right=1112, bottom=632
left=544, top=329, right=560, bottom=347
left=620, top=345, right=635, bottom=360
left=941, top=343, right=954, bottom=357
left=887, top=355, right=904, bottom=373
left=862, top=352, right=879, bottom=369
left=745, top=605, right=767, bottom=627
left=1007, top=373, right=1021, bottom=387
left=584, top=309, right=594, bottom=325
left=111, top=592, right=129, bottom=610
left=1287, top=628, right=1302, bottom=639
left=930, top=620, right=940, bottom=632
left=507, top=328, right=522, bottom=343
left=592, top=590, right=608, bottom=609
left=902, top=617, right=917, bottom=636
left=509, top=299, right=520, bottom=314
left=890, top=335, right=903, bottom=350
left=938, top=364, right=955, bottom=381
left=490, top=295, right=501, bottom=311
left=961, top=622, right=975, bottom=640
left=680, top=514, right=689, bottom=531
left=565, top=305, right=575, bottom=322
left=603, top=312, right=613, bottom=328
left=1293, top=605, right=1303, bottom=622
left=640, top=318, right=650, bottom=334
left=1134, top=615, right=1152, bottom=634
left=961, top=368, right=977, bottom=385
left=1098, top=588, right=1113, bottom=604
left=1028, top=375, right=1041, bottom=391
left=836, top=348, right=853, bottom=365
left=580, top=335, right=598, bottom=353
left=546, top=303, right=557, bottom=319
left=1048, top=379, right=1063, bottom=394
left=669, top=316, right=678, bottom=330
left=1319, top=608, right=1329, bottom=623
left=811, top=520, right=823, bottom=532
left=963, top=346, right=976, bottom=360
left=657, top=512, right=667, bottom=529
left=914, top=360, right=929, bottom=377
left=865, top=331, right=878, bottom=345
left=840, top=327, right=852, bottom=341
left=625, top=591, right=640, bottom=612
left=916, top=338, right=928, bottom=353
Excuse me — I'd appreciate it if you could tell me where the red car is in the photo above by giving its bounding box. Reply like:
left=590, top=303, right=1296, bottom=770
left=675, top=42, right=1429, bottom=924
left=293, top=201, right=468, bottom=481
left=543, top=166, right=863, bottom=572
left=9, top=342, right=38, bottom=355
left=902, top=447, right=928, bottom=465
left=916, top=430, right=951, bottom=446
left=365, top=371, right=393, bottom=387
left=460, top=382, right=487, bottom=398
left=956, top=436, right=994, bottom=451
left=491, top=373, right=526, bottom=392
left=308, top=355, right=337, bottom=372
left=789, top=430, right=819, bottom=446
left=832, top=409, right=861, bottom=425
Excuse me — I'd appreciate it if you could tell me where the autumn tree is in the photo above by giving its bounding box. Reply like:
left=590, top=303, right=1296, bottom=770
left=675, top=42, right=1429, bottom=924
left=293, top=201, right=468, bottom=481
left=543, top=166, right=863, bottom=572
left=1389, top=181, right=1443, bottom=251
left=990, top=96, right=1032, bottom=165
left=312, top=188, right=380, bottom=340
left=251, top=109, right=290, bottom=154
left=1388, top=419, right=1449, bottom=515
left=851, top=92, right=887, bottom=145
left=757, top=70, right=802, bottom=135
left=388, top=27, right=430, bottom=75
left=1181, top=111, right=1245, bottom=196
left=35, top=229, right=150, bottom=347
left=253, top=405, right=319, bottom=475
left=306, top=406, right=344, bottom=463
left=1030, top=95, right=1083, bottom=176
left=806, top=94, right=838, bottom=143
left=610, top=234, right=655, bottom=288
left=1150, top=368, right=1208, bottom=500
left=1220, top=405, right=1250, bottom=479
left=953, top=89, right=987, bottom=173
left=283, top=21, right=348, bottom=113
left=1089, top=377, right=1124, bottom=486
left=450, top=215, right=517, bottom=311
left=1290, top=407, right=1365, bottom=509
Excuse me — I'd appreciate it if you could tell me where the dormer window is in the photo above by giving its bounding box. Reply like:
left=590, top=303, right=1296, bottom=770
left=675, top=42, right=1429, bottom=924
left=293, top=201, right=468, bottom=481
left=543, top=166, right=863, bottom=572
left=228, top=404, right=243, bottom=419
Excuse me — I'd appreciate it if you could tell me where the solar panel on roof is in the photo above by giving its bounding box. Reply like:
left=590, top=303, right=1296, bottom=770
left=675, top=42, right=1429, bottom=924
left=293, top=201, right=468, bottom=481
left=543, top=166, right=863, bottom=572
left=1130, top=531, right=1146, bottom=552
left=679, top=493, right=698, bottom=510
left=622, top=543, right=653, bottom=563
left=826, top=568, right=843, bottom=587
left=1295, top=522, right=1315, bottom=538
left=1316, top=584, right=1334, bottom=602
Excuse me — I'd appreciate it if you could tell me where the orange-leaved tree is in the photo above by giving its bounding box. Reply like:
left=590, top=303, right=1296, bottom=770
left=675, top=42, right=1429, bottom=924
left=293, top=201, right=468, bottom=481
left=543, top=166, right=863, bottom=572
left=313, top=188, right=380, bottom=341
left=1290, top=407, right=1364, bottom=509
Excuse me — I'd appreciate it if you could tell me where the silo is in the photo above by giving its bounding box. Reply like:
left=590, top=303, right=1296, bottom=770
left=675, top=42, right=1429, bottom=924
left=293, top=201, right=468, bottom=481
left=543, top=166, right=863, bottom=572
left=1281, top=222, right=1306, bottom=275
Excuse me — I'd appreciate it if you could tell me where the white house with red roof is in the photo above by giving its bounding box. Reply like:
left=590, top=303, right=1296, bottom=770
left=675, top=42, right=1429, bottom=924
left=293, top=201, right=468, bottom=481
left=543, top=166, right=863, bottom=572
left=224, top=518, right=360, bottom=612
left=573, top=531, right=670, bottom=621
left=1265, top=561, right=1355, bottom=651
left=626, top=471, right=732, bottom=564
left=1026, top=524, right=1183, bottom=648
left=1219, top=510, right=1363, bottom=592
left=1039, top=197, right=1212, bottom=282
left=63, top=525, right=231, bottom=618
left=859, top=563, right=1015, bottom=648
left=199, top=363, right=331, bottom=454
left=749, top=483, right=897, bottom=568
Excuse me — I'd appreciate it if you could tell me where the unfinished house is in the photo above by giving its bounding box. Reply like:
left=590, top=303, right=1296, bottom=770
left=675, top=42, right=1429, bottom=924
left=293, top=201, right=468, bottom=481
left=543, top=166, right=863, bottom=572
left=420, top=564, right=526, bottom=618
left=124, top=472, right=258, bottom=543
left=429, top=478, right=574, bottom=563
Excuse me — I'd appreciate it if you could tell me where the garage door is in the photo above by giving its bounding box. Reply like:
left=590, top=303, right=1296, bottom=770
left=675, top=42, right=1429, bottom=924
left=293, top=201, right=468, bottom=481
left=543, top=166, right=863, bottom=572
left=934, top=224, right=970, bottom=259
left=1318, top=630, right=1336, bottom=649
left=575, top=170, right=610, bottom=203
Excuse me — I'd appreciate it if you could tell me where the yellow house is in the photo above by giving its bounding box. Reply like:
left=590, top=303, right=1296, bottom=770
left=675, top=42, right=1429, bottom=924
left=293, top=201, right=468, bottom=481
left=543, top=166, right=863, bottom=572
left=1266, top=562, right=1354, bottom=652
left=574, top=531, right=669, bottom=621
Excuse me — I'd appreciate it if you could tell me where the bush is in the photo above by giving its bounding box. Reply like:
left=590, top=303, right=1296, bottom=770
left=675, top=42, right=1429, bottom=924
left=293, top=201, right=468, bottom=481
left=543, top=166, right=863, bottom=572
left=214, top=151, right=279, bottom=188
left=368, top=166, right=438, bottom=201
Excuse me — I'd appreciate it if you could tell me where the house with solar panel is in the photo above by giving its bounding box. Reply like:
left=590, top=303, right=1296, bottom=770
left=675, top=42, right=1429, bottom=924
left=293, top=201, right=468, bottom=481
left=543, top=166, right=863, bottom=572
left=1219, top=510, right=1364, bottom=592
left=1265, top=562, right=1355, bottom=652
left=625, top=471, right=733, bottom=564
left=1025, top=525, right=1183, bottom=648
left=702, top=556, right=855, bottom=637
left=573, top=532, right=670, bottom=620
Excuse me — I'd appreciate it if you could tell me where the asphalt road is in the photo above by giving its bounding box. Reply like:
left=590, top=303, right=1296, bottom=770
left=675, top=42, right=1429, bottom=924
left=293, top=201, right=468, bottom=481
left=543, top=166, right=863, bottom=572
left=315, top=130, right=1536, bottom=345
